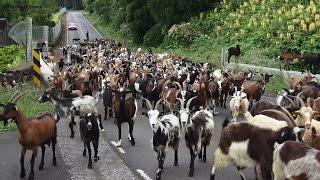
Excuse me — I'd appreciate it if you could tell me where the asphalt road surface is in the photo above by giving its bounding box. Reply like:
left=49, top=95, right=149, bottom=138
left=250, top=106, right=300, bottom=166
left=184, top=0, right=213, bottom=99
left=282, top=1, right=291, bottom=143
left=0, top=131, right=70, bottom=180
left=67, top=11, right=102, bottom=45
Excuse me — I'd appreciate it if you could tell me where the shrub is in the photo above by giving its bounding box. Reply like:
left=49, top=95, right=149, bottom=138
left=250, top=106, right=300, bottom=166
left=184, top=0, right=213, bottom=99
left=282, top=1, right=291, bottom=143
left=143, top=24, right=164, bottom=47
left=0, top=45, right=25, bottom=73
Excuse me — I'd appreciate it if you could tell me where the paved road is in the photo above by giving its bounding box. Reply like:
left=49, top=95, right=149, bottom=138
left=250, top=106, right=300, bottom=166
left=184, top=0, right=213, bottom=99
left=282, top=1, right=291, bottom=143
left=67, top=11, right=102, bottom=45
left=0, top=131, right=70, bottom=180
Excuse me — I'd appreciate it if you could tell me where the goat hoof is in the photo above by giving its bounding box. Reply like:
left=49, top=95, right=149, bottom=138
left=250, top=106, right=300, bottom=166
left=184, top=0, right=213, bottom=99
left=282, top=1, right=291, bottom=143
left=100, top=128, right=105, bottom=132
left=83, top=151, right=86, bottom=157
left=28, top=173, right=34, bottom=180
left=130, top=140, right=135, bottom=146
left=174, top=161, right=178, bottom=166
left=203, top=158, right=206, bottom=163
left=70, top=134, right=74, bottom=138
left=20, top=171, right=26, bottom=178
left=189, top=169, right=194, bottom=177
left=156, top=174, right=161, bottom=180
left=210, top=174, right=215, bottom=180
left=73, top=121, right=76, bottom=125
left=94, top=156, right=100, bottom=161
left=39, top=164, right=44, bottom=170
left=88, top=163, right=92, bottom=169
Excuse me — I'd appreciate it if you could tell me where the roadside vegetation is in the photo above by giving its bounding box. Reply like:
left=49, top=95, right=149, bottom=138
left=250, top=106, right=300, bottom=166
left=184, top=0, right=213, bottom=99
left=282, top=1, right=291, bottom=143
left=0, top=84, right=53, bottom=132
left=0, top=45, right=25, bottom=73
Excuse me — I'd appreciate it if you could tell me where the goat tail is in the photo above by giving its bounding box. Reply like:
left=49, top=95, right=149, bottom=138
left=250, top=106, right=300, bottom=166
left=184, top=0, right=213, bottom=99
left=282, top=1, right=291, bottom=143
left=222, top=118, right=230, bottom=128
left=213, top=147, right=230, bottom=169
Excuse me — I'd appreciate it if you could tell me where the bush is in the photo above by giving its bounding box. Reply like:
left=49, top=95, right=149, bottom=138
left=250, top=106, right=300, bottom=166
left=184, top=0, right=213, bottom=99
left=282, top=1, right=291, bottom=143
left=167, top=23, right=200, bottom=46
left=143, top=24, right=164, bottom=47
left=0, top=45, right=25, bottom=73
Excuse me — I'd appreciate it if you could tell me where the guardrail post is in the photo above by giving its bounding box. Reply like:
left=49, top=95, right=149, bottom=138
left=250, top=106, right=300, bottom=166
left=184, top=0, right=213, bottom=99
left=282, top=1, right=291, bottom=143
left=32, top=49, right=42, bottom=88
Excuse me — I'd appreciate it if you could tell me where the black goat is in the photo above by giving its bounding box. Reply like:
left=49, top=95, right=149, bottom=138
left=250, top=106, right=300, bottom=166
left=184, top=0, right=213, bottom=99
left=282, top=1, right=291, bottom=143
left=112, top=87, right=137, bottom=147
left=102, top=85, right=113, bottom=120
left=300, top=54, right=320, bottom=73
left=227, top=44, right=241, bottom=63
left=79, top=110, right=100, bottom=169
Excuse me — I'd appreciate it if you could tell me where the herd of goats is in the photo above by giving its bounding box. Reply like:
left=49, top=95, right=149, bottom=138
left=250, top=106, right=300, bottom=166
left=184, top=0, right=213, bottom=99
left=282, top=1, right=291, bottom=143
left=1, top=38, right=320, bottom=180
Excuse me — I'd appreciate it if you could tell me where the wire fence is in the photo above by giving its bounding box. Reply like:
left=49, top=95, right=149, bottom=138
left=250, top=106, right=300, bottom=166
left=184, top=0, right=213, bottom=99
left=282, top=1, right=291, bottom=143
left=8, top=7, right=66, bottom=61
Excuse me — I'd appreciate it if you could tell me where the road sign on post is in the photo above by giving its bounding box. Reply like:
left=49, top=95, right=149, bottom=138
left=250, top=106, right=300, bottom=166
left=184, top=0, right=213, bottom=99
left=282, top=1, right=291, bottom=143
left=32, top=49, right=41, bottom=88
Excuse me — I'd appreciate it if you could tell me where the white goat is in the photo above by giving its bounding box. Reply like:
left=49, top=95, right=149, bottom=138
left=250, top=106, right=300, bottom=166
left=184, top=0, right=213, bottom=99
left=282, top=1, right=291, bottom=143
left=229, top=88, right=249, bottom=122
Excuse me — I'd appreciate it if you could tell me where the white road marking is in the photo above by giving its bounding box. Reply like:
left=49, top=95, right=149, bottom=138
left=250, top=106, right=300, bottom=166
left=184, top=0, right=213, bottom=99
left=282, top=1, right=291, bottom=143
left=136, top=169, right=153, bottom=180
left=80, top=12, right=103, bottom=38
left=110, top=141, right=126, bottom=154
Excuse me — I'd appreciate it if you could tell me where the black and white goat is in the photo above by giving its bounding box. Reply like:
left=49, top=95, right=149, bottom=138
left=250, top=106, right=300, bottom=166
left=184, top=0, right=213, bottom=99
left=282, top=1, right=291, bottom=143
left=273, top=140, right=320, bottom=180
left=79, top=109, right=100, bottom=169
left=210, top=119, right=303, bottom=180
left=38, top=87, right=104, bottom=138
left=143, top=98, right=181, bottom=180
left=185, top=109, right=214, bottom=177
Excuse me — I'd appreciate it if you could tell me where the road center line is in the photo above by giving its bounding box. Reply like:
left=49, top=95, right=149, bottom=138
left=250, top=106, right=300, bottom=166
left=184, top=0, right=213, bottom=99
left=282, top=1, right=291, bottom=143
left=136, top=169, right=153, bottom=180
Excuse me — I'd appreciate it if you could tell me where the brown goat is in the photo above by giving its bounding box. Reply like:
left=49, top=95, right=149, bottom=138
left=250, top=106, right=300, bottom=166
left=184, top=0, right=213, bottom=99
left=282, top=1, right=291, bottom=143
left=0, top=91, right=57, bottom=180
left=313, top=97, right=320, bottom=121
left=311, top=127, right=320, bottom=150
left=278, top=52, right=301, bottom=70
left=242, top=80, right=265, bottom=108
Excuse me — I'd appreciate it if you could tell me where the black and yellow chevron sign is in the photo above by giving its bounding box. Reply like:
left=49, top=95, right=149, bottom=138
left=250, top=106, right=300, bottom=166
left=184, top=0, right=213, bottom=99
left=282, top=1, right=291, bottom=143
left=32, top=49, right=41, bottom=87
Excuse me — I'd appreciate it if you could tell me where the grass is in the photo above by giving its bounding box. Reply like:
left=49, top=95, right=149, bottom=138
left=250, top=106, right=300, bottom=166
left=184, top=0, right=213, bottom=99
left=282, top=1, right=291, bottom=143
left=84, top=12, right=135, bottom=47
left=52, top=11, right=60, bottom=24
left=0, top=84, right=53, bottom=132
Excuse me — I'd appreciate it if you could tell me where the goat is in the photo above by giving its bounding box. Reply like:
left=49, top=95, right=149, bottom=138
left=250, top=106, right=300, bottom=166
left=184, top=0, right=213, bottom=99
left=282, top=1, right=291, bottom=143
left=79, top=109, right=100, bottom=169
left=273, top=140, right=320, bottom=180
left=300, top=54, right=320, bottom=73
left=58, top=59, right=64, bottom=72
left=210, top=118, right=303, bottom=180
left=276, top=97, right=320, bottom=147
left=277, top=51, right=301, bottom=70
left=143, top=98, right=181, bottom=180
left=229, top=88, right=249, bottom=122
left=242, top=80, right=265, bottom=108
left=112, top=87, right=137, bottom=147
left=313, top=97, right=320, bottom=121
left=218, top=77, right=231, bottom=108
left=185, top=109, right=214, bottom=177
left=38, top=87, right=104, bottom=138
left=206, top=79, right=220, bottom=115
left=227, top=44, right=241, bottom=63
left=311, top=127, right=320, bottom=150
left=0, top=91, right=57, bottom=180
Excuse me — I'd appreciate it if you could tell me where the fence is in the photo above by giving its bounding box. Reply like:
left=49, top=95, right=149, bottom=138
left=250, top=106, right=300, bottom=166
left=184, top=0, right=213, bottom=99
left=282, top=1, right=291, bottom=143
left=8, top=7, right=66, bottom=61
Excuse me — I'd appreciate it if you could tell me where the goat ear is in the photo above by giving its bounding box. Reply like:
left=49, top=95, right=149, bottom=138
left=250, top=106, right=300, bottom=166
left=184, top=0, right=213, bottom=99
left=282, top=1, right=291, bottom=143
left=293, top=111, right=301, bottom=115
left=141, top=112, right=148, bottom=117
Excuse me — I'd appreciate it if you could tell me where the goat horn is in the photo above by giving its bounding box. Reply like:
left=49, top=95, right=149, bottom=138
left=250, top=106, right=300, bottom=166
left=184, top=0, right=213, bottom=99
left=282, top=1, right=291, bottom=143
left=280, top=107, right=298, bottom=127
left=177, top=98, right=184, bottom=110
left=46, top=86, right=56, bottom=92
left=66, top=82, right=76, bottom=90
left=162, top=80, right=171, bottom=92
left=147, top=73, right=155, bottom=78
left=9, top=90, right=19, bottom=103
left=154, top=98, right=163, bottom=111
left=142, top=98, right=153, bottom=111
left=12, top=92, right=27, bottom=104
left=186, top=96, right=197, bottom=111
left=295, top=95, right=305, bottom=107
left=307, top=97, right=312, bottom=107
left=279, top=94, right=297, bottom=109
left=172, top=81, right=182, bottom=90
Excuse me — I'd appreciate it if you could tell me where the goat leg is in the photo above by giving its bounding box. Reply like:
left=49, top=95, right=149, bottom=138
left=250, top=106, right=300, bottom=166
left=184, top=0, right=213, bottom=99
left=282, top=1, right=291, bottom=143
left=198, top=146, right=202, bottom=160
left=98, top=114, right=104, bottom=131
left=20, top=147, right=26, bottom=178
left=174, top=150, right=178, bottom=166
left=116, top=123, right=122, bottom=147
left=52, top=127, right=57, bottom=166
left=69, top=121, right=75, bottom=138
left=189, top=147, right=195, bottom=177
left=104, top=107, right=108, bottom=120
left=129, top=122, right=135, bottom=146
left=82, top=143, right=86, bottom=156
left=87, top=142, right=93, bottom=169
left=202, top=145, right=207, bottom=162
left=28, top=149, right=37, bottom=180
left=39, top=145, right=45, bottom=170
left=237, top=166, right=246, bottom=180
left=93, top=139, right=100, bottom=161
left=156, top=151, right=165, bottom=180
